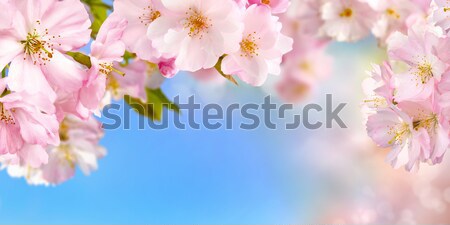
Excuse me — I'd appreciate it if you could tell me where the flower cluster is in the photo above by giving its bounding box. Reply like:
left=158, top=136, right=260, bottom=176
left=0, top=0, right=447, bottom=185
left=0, top=0, right=296, bottom=185
left=285, top=0, right=431, bottom=44
left=363, top=1, right=450, bottom=171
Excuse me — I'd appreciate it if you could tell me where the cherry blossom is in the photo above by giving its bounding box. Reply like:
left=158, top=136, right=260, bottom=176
left=1, top=115, right=105, bottom=185
left=221, top=5, right=293, bottom=86
left=0, top=79, right=59, bottom=167
left=321, top=0, right=376, bottom=42
left=147, top=0, right=244, bottom=72
left=0, top=0, right=91, bottom=98
left=387, top=25, right=448, bottom=102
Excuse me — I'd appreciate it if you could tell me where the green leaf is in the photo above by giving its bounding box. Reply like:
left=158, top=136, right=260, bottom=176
left=214, top=55, right=239, bottom=86
left=67, top=52, right=92, bottom=68
left=124, top=88, right=179, bottom=121
left=81, top=0, right=111, bottom=39
left=120, top=51, right=137, bottom=67
left=1, top=66, right=7, bottom=78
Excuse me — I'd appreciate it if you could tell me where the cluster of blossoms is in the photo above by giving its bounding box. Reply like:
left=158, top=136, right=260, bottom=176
left=0, top=0, right=107, bottom=185
left=363, top=1, right=450, bottom=171
left=266, top=0, right=436, bottom=103
left=0, top=0, right=297, bottom=185
left=0, top=0, right=447, bottom=185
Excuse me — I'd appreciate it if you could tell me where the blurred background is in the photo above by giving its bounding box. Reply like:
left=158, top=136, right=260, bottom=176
left=0, top=37, right=449, bottom=224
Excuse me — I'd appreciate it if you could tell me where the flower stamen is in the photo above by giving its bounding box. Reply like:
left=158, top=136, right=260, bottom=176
left=240, top=33, right=260, bottom=58
left=339, top=8, right=353, bottom=18
left=0, top=103, right=15, bottom=125
left=139, top=6, right=161, bottom=26
left=183, top=8, right=211, bottom=38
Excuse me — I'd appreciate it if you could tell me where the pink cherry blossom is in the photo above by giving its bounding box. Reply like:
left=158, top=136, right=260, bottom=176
left=1, top=115, right=106, bottom=185
left=147, top=0, right=244, bottom=72
left=366, top=106, right=430, bottom=171
left=321, top=0, right=376, bottom=42
left=247, top=0, right=290, bottom=14
left=364, top=53, right=450, bottom=171
left=362, top=62, right=396, bottom=111
left=367, top=0, right=426, bottom=44
left=0, top=0, right=91, bottom=98
left=77, top=14, right=127, bottom=117
left=41, top=116, right=106, bottom=185
left=387, top=25, right=448, bottom=102
left=0, top=79, right=59, bottom=167
left=113, top=0, right=167, bottom=62
left=106, top=60, right=149, bottom=102
left=221, top=5, right=293, bottom=86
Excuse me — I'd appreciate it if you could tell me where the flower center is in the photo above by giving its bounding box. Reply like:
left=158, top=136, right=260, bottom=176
left=339, top=8, right=353, bottom=18
left=386, top=8, right=400, bottom=19
left=261, top=0, right=271, bottom=5
left=20, top=22, right=58, bottom=65
left=139, top=6, right=161, bottom=26
left=444, top=7, right=449, bottom=12
left=99, top=62, right=114, bottom=75
left=387, top=122, right=410, bottom=145
left=413, top=114, right=438, bottom=131
left=415, top=62, right=433, bottom=84
left=240, top=33, right=259, bottom=58
left=59, top=120, right=70, bottom=142
left=184, top=8, right=211, bottom=38
left=0, top=103, right=15, bottom=125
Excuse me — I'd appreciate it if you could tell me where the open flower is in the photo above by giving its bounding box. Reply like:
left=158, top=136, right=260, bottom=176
left=321, top=0, right=376, bottom=42
left=147, top=0, right=244, bottom=72
left=0, top=0, right=91, bottom=98
left=113, top=0, right=167, bottom=62
left=387, top=25, right=448, bottom=102
left=366, top=107, right=429, bottom=171
left=221, top=5, right=293, bottom=86
left=367, top=0, right=426, bottom=44
left=40, top=116, right=106, bottom=185
left=0, top=79, right=59, bottom=167
left=1, top=115, right=106, bottom=185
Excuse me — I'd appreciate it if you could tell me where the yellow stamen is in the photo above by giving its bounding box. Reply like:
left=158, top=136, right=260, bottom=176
left=240, top=33, right=259, bottom=58
left=386, top=8, right=400, bottom=19
left=183, top=8, right=211, bottom=38
left=0, top=103, right=15, bottom=125
left=339, top=8, right=353, bottom=18
left=415, top=62, right=433, bottom=84
left=139, top=6, right=161, bottom=26
left=387, top=122, right=410, bottom=145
